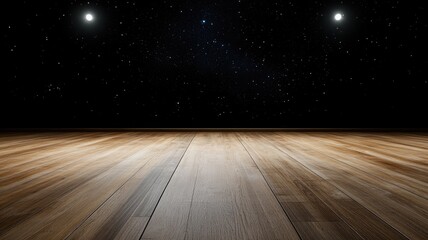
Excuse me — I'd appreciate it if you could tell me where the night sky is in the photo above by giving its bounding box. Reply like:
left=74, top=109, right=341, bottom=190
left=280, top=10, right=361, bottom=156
left=3, top=1, right=428, bottom=128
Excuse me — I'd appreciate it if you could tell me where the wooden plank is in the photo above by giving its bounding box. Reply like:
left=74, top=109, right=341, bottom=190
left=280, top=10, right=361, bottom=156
left=0, top=133, right=182, bottom=239
left=0, top=132, right=426, bottom=240
left=0, top=133, right=108, bottom=159
left=0, top=133, right=125, bottom=193
left=0, top=133, right=146, bottom=235
left=238, top=132, right=407, bottom=240
left=65, top=133, right=194, bottom=240
left=315, top=133, right=428, bottom=197
left=270, top=132, right=428, bottom=240
left=142, top=132, right=300, bottom=240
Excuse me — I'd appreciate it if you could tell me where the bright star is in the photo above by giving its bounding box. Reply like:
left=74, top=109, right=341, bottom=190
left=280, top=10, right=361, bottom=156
left=334, top=13, right=343, bottom=21
left=85, top=13, right=94, bottom=22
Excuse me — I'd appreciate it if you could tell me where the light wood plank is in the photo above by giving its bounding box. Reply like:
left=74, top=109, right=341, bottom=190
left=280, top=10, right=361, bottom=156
left=66, top=133, right=194, bottom=240
left=141, top=132, right=300, bottom=240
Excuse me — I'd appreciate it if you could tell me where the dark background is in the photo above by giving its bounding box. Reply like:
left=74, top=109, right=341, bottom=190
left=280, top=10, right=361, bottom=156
left=2, top=1, right=428, bottom=128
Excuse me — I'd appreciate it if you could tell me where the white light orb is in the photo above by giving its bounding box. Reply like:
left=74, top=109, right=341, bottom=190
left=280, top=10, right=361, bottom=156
left=334, top=13, right=343, bottom=21
left=85, top=13, right=94, bottom=22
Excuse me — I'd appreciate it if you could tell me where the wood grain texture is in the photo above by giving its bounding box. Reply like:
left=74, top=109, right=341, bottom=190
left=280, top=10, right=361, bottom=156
left=238, top=132, right=408, bottom=240
left=141, top=132, right=300, bottom=240
left=266, top=132, right=428, bottom=240
left=0, top=132, right=427, bottom=240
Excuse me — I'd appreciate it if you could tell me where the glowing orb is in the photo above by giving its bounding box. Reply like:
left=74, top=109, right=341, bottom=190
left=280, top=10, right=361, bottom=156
left=334, top=13, right=343, bottom=21
left=85, top=14, right=94, bottom=22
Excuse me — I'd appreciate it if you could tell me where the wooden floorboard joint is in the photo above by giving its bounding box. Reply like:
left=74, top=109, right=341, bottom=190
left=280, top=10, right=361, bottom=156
left=138, top=134, right=196, bottom=240
left=181, top=154, right=200, bottom=240
left=236, top=133, right=304, bottom=240
left=265, top=133, right=412, bottom=240
left=63, top=135, right=170, bottom=240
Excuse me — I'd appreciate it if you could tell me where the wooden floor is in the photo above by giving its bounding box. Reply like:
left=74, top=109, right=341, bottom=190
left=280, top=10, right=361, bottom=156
left=0, top=132, right=427, bottom=240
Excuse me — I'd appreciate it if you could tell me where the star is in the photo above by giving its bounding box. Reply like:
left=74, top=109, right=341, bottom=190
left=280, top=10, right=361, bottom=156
left=85, top=13, right=94, bottom=22
left=334, top=13, right=343, bottom=21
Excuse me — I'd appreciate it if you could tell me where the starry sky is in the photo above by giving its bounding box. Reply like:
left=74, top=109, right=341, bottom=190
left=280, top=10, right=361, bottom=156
left=3, top=1, right=428, bottom=128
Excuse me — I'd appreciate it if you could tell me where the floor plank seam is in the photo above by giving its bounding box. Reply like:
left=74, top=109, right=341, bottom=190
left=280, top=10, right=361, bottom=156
left=182, top=153, right=200, bottom=240
left=62, top=136, right=165, bottom=240
left=267, top=133, right=411, bottom=240
left=138, top=133, right=196, bottom=240
left=235, top=133, right=303, bottom=240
